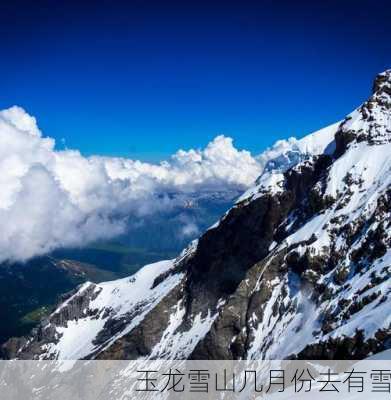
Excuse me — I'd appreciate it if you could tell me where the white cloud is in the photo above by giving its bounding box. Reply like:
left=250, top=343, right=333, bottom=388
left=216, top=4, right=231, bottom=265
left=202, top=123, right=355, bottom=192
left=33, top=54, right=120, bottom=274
left=0, top=107, right=262, bottom=263
left=0, top=106, right=315, bottom=263
left=180, top=222, right=200, bottom=238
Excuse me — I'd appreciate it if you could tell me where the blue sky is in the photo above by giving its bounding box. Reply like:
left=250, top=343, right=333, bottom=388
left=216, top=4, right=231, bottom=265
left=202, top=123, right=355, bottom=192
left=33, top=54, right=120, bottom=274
left=1, top=0, right=390, bottom=161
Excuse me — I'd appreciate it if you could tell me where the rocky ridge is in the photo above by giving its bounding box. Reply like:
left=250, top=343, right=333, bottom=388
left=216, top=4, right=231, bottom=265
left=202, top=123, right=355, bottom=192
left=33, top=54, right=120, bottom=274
left=3, top=70, right=390, bottom=360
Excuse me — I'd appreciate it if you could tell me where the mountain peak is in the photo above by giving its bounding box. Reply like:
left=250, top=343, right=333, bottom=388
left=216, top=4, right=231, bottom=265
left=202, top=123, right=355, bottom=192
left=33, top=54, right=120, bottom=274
left=372, top=69, right=391, bottom=95
left=369, top=69, right=391, bottom=112
left=4, top=71, right=391, bottom=362
left=333, top=69, right=391, bottom=157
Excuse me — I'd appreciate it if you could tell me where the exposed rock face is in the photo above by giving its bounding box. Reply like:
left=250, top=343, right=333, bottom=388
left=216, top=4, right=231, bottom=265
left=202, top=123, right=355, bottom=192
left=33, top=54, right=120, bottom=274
left=4, top=70, right=391, bottom=361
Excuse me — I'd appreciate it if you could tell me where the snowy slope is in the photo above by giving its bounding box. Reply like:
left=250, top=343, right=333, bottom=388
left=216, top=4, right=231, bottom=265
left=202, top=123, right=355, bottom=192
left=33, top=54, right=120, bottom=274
left=12, top=259, right=185, bottom=359
left=6, top=70, right=390, bottom=361
left=237, top=121, right=339, bottom=202
left=235, top=70, right=391, bottom=359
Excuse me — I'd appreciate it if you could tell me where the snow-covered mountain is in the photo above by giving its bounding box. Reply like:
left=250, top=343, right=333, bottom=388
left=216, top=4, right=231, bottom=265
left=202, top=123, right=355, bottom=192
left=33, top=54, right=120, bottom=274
left=4, top=70, right=390, bottom=360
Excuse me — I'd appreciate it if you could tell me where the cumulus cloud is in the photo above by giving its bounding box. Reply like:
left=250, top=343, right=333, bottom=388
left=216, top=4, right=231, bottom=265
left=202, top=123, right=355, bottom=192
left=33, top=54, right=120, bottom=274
left=0, top=106, right=307, bottom=263
left=0, top=107, right=256, bottom=262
